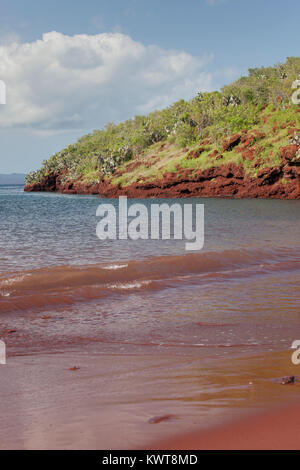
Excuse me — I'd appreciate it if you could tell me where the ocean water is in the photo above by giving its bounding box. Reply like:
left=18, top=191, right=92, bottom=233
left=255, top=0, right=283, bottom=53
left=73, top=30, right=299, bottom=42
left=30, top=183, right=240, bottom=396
left=1, top=184, right=300, bottom=447
left=1, top=183, right=300, bottom=355
left=2, top=184, right=300, bottom=272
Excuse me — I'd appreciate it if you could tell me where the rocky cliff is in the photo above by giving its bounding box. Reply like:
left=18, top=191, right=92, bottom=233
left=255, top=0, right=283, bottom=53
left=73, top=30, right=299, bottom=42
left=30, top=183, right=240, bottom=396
left=24, top=58, right=300, bottom=199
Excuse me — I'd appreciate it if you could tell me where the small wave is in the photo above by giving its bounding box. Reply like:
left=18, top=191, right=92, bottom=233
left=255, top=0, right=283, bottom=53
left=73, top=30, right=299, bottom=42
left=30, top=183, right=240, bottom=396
left=0, top=292, right=10, bottom=298
left=103, top=264, right=128, bottom=270
left=1, top=246, right=299, bottom=313
left=0, top=274, right=28, bottom=287
left=108, top=281, right=151, bottom=290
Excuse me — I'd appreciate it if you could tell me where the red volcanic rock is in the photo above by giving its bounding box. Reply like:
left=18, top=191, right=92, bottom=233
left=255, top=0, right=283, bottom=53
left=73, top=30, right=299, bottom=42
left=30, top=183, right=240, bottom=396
left=217, top=164, right=241, bottom=178
left=280, top=145, right=298, bottom=161
left=238, top=135, right=256, bottom=150
left=187, top=147, right=205, bottom=159
left=242, top=147, right=257, bottom=161
left=25, top=156, right=300, bottom=200
left=222, top=134, right=241, bottom=152
left=252, top=159, right=262, bottom=169
left=24, top=174, right=59, bottom=192
left=257, top=166, right=282, bottom=185
left=208, top=150, right=219, bottom=159
left=240, top=134, right=251, bottom=143
left=252, top=130, right=265, bottom=140
left=288, top=128, right=298, bottom=135
left=282, top=165, right=299, bottom=179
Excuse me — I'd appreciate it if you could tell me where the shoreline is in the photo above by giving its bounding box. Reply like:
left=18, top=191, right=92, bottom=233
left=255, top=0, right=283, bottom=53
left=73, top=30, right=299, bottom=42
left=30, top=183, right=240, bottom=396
left=1, top=348, right=300, bottom=450
left=24, top=161, right=300, bottom=199
left=151, top=401, right=300, bottom=450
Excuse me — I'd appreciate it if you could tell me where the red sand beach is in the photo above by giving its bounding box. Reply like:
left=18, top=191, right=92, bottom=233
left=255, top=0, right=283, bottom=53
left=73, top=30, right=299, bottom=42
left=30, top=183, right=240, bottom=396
left=1, top=349, right=300, bottom=449
left=152, top=402, right=300, bottom=450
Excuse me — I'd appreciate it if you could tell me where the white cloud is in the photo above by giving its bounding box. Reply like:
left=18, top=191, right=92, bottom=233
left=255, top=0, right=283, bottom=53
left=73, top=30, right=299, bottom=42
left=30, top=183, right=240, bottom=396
left=0, top=31, right=213, bottom=132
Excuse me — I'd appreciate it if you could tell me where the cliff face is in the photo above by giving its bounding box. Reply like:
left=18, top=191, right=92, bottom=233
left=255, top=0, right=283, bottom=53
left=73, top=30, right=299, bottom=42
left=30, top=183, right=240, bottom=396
left=24, top=160, right=300, bottom=199
left=25, top=127, right=300, bottom=199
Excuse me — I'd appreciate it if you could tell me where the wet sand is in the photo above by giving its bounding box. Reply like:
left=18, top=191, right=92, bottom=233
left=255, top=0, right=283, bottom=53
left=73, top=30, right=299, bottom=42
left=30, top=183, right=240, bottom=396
left=1, top=348, right=300, bottom=450
left=153, top=402, right=300, bottom=450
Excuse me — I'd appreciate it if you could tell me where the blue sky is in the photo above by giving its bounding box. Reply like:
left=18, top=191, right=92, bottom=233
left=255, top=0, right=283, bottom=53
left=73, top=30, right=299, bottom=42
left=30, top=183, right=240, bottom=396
left=0, top=0, right=299, bottom=173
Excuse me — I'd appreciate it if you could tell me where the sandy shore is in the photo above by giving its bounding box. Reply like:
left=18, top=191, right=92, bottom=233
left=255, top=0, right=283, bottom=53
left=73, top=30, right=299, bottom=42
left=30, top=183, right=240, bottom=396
left=151, top=402, right=300, bottom=450
left=0, top=348, right=300, bottom=450
left=0, top=351, right=222, bottom=450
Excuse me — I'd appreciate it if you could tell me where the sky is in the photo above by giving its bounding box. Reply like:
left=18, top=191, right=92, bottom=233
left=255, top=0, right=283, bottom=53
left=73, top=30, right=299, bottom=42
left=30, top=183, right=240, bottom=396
left=0, top=0, right=299, bottom=174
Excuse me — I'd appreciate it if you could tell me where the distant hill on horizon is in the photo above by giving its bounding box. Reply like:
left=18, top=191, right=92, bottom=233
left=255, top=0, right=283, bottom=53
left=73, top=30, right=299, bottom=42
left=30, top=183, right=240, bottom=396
left=0, top=173, right=26, bottom=185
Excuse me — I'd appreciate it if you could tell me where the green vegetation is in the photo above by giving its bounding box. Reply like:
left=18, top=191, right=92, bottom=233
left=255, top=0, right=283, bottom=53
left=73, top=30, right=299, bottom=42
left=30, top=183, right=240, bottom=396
left=26, top=57, right=300, bottom=187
